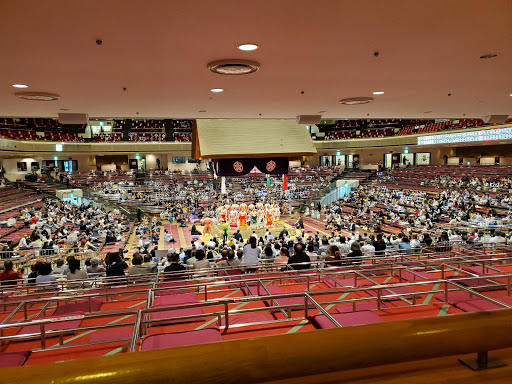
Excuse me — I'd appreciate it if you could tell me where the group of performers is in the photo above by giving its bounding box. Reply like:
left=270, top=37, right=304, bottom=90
left=216, top=203, right=281, bottom=229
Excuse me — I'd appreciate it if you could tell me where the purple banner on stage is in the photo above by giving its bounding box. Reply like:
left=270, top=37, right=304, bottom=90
left=212, top=158, right=289, bottom=177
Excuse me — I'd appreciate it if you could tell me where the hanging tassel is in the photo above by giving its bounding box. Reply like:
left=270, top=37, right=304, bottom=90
left=266, top=175, right=271, bottom=189
left=282, top=174, right=287, bottom=191
left=221, top=176, right=226, bottom=194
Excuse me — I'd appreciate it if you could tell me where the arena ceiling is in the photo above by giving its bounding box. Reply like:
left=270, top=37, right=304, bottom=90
left=1, top=0, right=511, bottom=120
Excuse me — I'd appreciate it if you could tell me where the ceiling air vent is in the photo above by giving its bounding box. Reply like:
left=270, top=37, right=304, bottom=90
left=208, top=59, right=260, bottom=75
left=15, top=92, right=60, bottom=101
left=339, top=97, right=373, bottom=105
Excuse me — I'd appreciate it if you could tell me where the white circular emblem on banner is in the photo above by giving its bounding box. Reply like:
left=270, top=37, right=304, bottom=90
left=233, top=161, right=244, bottom=173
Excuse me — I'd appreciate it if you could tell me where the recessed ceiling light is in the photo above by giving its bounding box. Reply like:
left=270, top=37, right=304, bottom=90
left=479, top=53, right=498, bottom=59
left=237, top=43, right=259, bottom=52
left=424, top=111, right=432, bottom=114
left=210, top=88, right=224, bottom=93
left=509, top=93, right=512, bottom=97
left=198, top=110, right=207, bottom=113
left=372, top=91, right=384, bottom=95
left=12, top=84, right=28, bottom=88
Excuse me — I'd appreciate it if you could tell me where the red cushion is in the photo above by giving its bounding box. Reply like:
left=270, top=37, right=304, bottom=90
left=18, top=312, right=84, bottom=339
left=365, top=286, right=418, bottom=301
left=335, top=301, right=383, bottom=313
left=394, top=271, right=431, bottom=281
left=311, top=311, right=383, bottom=329
left=0, top=351, right=31, bottom=368
left=154, top=293, right=198, bottom=307
left=264, top=285, right=304, bottom=307
left=322, top=278, right=356, bottom=289
left=141, top=329, right=222, bottom=351
left=52, top=301, right=102, bottom=316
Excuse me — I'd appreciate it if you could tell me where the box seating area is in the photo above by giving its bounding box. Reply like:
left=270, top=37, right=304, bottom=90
left=93, top=133, right=122, bottom=142
left=359, top=128, right=394, bottom=138
left=81, top=168, right=336, bottom=213
left=173, top=132, right=192, bottom=141
left=326, top=130, right=356, bottom=140
left=131, top=120, right=165, bottom=132
left=2, top=246, right=512, bottom=368
left=128, top=132, right=166, bottom=142
left=0, top=119, right=85, bottom=142
left=382, top=165, right=512, bottom=191
left=396, top=119, right=487, bottom=136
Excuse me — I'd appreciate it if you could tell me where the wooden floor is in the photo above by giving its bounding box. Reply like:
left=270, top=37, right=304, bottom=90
left=265, top=348, right=512, bottom=384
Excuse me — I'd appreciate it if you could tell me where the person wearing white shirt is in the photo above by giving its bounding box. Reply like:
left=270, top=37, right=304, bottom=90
left=18, top=235, right=30, bottom=249
left=489, top=231, right=507, bottom=246
left=361, top=241, right=375, bottom=258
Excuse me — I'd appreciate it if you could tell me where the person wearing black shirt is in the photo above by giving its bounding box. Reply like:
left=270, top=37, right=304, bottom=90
left=347, top=241, right=363, bottom=265
left=374, top=233, right=386, bottom=257
left=295, top=217, right=304, bottom=230
left=163, top=254, right=186, bottom=279
left=106, top=252, right=128, bottom=278
left=287, top=243, right=310, bottom=270
left=233, top=229, right=243, bottom=242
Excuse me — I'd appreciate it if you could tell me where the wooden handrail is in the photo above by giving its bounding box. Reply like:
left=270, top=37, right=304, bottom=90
left=3, top=309, right=512, bottom=383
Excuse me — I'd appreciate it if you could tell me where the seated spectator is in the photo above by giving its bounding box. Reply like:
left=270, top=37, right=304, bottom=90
left=67, top=259, right=89, bottom=288
left=35, top=262, right=58, bottom=290
left=346, top=242, right=363, bottom=265
left=105, top=232, right=117, bottom=244
left=106, top=252, right=128, bottom=277
left=163, top=253, right=186, bottom=279
left=164, top=230, right=175, bottom=243
left=87, top=257, right=106, bottom=274
left=243, top=236, right=261, bottom=266
left=27, top=262, right=43, bottom=285
left=261, top=245, right=274, bottom=263
left=274, top=246, right=289, bottom=270
left=361, top=240, right=376, bottom=257
left=398, top=236, right=413, bottom=254
left=374, top=234, right=386, bottom=257
left=18, top=234, right=31, bottom=249
left=218, top=249, right=241, bottom=268
left=324, top=245, right=343, bottom=267
left=0, top=261, right=22, bottom=286
left=191, top=224, right=202, bottom=235
left=52, top=258, right=67, bottom=275
left=287, top=243, right=310, bottom=270
left=142, top=254, right=158, bottom=273
left=193, top=249, right=209, bottom=276
left=127, top=254, right=152, bottom=276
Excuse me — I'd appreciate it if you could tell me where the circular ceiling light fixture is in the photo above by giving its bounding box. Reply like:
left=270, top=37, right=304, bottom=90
left=372, top=91, right=384, bottom=95
left=479, top=53, right=498, bottom=59
left=339, top=97, right=373, bottom=105
left=208, top=59, right=260, bottom=75
left=210, top=88, right=224, bottom=93
left=12, top=84, right=29, bottom=88
left=14, top=91, right=60, bottom=101
left=237, top=43, right=259, bottom=52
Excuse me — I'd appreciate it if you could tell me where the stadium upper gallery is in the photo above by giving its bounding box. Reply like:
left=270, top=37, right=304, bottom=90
left=0, top=1, right=512, bottom=383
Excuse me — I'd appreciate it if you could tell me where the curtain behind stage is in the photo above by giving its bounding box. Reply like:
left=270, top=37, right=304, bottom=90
left=212, top=158, right=289, bottom=177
